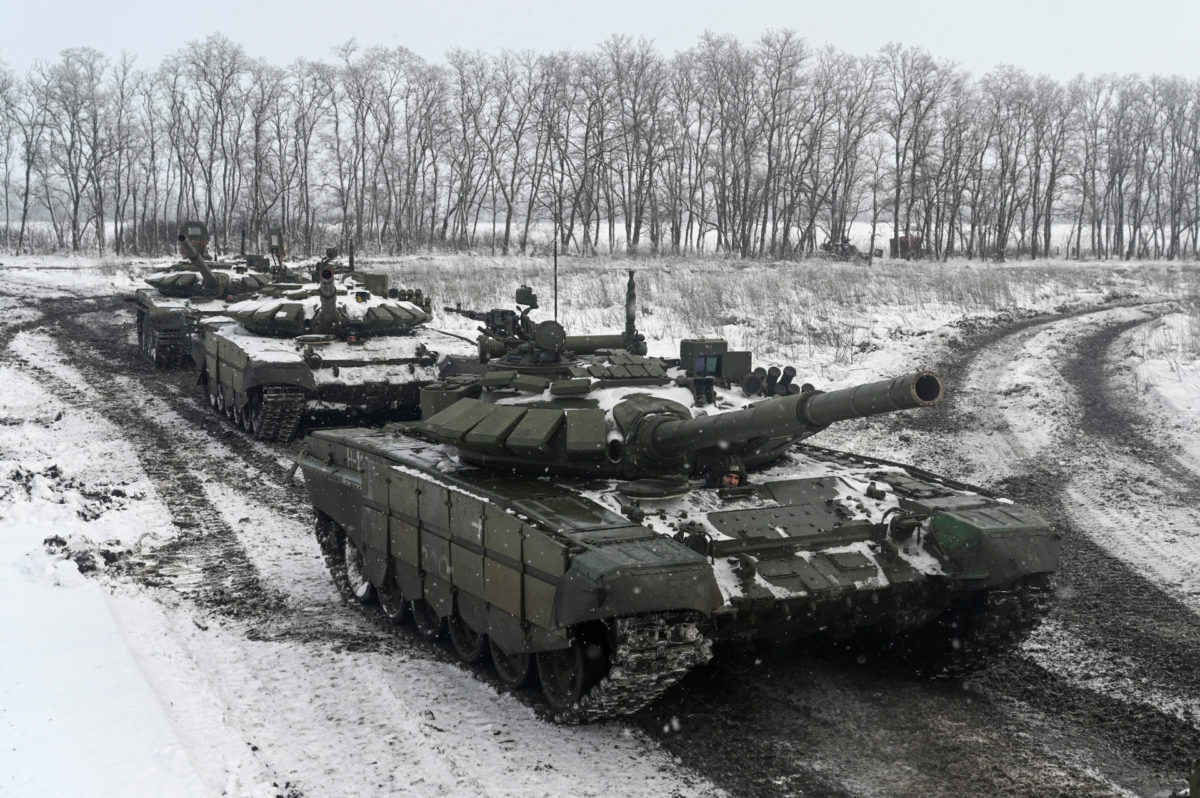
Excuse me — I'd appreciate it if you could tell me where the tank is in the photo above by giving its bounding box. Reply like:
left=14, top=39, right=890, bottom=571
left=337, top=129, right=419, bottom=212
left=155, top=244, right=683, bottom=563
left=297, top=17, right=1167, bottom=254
left=294, top=274, right=1060, bottom=722
left=196, top=267, right=473, bottom=441
left=132, top=222, right=276, bottom=368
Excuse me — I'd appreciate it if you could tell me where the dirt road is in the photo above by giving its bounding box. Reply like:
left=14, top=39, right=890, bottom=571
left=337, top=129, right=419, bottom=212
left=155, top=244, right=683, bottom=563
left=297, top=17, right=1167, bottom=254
left=636, top=303, right=1199, bottom=798
left=8, top=288, right=1197, bottom=797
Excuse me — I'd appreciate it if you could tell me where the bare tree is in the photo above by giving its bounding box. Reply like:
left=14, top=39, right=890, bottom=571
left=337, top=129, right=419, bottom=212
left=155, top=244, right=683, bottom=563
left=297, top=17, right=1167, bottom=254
left=879, top=43, right=948, bottom=258
left=0, top=60, right=17, bottom=249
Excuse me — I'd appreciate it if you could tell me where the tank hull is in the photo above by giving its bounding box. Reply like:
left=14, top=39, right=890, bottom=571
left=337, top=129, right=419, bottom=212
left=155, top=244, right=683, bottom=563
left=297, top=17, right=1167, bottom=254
left=198, top=319, right=463, bottom=441
left=297, top=426, right=1060, bottom=720
left=132, top=288, right=232, bottom=369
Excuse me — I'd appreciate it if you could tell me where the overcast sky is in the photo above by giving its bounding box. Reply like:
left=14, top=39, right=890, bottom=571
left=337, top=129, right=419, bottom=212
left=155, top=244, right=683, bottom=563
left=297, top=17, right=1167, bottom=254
left=2, top=0, right=1197, bottom=80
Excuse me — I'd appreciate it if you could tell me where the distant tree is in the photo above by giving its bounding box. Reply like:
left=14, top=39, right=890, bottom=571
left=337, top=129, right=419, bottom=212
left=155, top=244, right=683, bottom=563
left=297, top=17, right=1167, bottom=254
left=0, top=60, right=17, bottom=249
left=879, top=43, right=949, bottom=258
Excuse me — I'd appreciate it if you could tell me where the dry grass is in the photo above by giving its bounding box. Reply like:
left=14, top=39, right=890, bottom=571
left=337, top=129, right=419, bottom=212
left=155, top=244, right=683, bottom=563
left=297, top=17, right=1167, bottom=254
left=369, top=253, right=1200, bottom=372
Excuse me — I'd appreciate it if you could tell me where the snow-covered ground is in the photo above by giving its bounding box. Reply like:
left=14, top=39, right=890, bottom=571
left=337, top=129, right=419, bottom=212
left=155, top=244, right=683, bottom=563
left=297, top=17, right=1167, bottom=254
left=2, top=254, right=1198, bottom=797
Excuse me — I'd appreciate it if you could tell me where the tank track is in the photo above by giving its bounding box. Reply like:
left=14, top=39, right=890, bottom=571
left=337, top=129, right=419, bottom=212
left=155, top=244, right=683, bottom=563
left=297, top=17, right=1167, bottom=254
left=936, top=573, right=1054, bottom=678
left=149, top=329, right=186, bottom=369
left=553, top=614, right=713, bottom=724
left=254, top=386, right=307, bottom=442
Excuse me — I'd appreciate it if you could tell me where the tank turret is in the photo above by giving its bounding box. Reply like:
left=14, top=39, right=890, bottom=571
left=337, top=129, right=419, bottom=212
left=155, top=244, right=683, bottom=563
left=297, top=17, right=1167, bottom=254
left=143, top=232, right=272, bottom=299
left=197, top=269, right=467, bottom=442
left=222, top=270, right=430, bottom=339
left=180, top=233, right=224, bottom=293
left=419, top=370, right=943, bottom=483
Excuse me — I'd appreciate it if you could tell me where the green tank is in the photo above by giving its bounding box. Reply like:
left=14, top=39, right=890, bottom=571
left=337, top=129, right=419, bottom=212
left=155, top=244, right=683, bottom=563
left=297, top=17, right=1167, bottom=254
left=197, top=267, right=470, bottom=441
left=295, top=275, right=1060, bottom=722
left=133, top=222, right=277, bottom=368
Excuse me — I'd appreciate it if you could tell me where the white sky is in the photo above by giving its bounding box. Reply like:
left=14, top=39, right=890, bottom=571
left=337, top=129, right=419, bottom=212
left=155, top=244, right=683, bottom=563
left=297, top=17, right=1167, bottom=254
left=2, top=0, right=1198, bottom=80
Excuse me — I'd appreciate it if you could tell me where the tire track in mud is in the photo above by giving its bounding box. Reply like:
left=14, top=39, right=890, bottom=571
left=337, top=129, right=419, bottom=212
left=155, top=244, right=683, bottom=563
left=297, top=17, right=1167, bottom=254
left=45, top=295, right=309, bottom=506
left=900, top=303, right=1200, bottom=786
left=11, top=293, right=408, bottom=652
left=637, top=302, right=1199, bottom=798
left=16, top=291, right=1198, bottom=795
left=9, top=311, right=282, bottom=620
left=19, top=293, right=496, bottom=668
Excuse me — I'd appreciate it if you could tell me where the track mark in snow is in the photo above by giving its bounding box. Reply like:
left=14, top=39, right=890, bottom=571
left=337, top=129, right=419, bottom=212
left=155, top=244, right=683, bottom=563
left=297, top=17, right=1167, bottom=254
left=8, top=329, right=280, bottom=618
left=906, top=303, right=1200, bottom=785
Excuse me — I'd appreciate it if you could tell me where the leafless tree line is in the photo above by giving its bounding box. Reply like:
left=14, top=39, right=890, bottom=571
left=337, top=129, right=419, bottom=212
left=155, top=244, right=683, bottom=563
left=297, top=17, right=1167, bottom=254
left=2, top=32, right=1199, bottom=260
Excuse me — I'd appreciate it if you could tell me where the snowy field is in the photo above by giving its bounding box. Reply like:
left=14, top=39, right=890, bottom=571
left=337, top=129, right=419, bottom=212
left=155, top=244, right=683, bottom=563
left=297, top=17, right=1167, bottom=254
left=1, top=252, right=1198, bottom=797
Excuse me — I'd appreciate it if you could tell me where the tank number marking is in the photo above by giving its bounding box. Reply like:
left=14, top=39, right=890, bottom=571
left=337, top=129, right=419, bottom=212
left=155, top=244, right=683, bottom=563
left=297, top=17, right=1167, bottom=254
left=420, top=540, right=453, bottom=580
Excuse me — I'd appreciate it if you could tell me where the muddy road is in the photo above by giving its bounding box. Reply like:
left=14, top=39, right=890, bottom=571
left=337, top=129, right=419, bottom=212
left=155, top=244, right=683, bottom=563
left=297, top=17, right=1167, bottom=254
left=8, top=289, right=1197, bottom=797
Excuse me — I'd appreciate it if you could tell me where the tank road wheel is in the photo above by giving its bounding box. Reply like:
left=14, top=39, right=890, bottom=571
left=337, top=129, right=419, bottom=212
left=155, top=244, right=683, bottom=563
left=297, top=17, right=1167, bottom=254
left=315, top=513, right=372, bottom=606
left=232, top=402, right=244, bottom=428
left=447, top=613, right=488, bottom=664
left=410, top=599, right=446, bottom=640
left=139, top=317, right=151, bottom=358
left=216, top=388, right=227, bottom=417
left=248, top=394, right=266, bottom=437
left=239, top=402, right=254, bottom=432
left=489, top=638, right=537, bottom=690
left=149, top=333, right=164, bottom=368
left=536, top=626, right=609, bottom=714
left=376, top=581, right=411, bottom=625
left=343, top=536, right=375, bottom=605
left=145, top=326, right=174, bottom=369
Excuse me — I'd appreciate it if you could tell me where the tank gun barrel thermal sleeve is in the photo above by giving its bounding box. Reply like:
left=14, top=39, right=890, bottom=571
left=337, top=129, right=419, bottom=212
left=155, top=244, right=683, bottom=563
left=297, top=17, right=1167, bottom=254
left=647, top=372, right=943, bottom=459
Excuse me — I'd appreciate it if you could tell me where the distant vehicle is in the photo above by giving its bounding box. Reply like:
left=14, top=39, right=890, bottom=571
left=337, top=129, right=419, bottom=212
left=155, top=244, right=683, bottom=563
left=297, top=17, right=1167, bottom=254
left=819, top=237, right=867, bottom=261
left=890, top=235, right=929, bottom=259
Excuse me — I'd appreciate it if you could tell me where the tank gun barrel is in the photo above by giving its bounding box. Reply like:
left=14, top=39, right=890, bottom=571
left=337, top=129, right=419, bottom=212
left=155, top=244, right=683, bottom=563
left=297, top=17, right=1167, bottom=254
left=644, top=371, right=944, bottom=460
left=179, top=234, right=220, bottom=292
left=315, top=267, right=338, bottom=334
left=443, top=305, right=489, bottom=322
left=563, top=333, right=628, bottom=353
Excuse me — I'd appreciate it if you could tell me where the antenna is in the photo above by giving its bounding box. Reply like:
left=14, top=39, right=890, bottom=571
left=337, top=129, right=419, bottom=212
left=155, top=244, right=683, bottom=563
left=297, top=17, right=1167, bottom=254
left=625, top=269, right=636, bottom=345
left=553, top=233, right=558, bottom=322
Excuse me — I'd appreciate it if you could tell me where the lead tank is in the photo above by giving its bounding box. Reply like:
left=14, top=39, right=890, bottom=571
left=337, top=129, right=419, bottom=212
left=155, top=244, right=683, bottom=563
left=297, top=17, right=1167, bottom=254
left=295, top=275, right=1060, bottom=721
left=197, top=268, right=473, bottom=441
left=133, top=222, right=275, bottom=368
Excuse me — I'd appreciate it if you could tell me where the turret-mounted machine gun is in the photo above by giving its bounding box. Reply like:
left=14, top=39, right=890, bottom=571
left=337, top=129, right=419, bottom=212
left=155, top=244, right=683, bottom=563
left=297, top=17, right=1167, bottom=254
left=444, top=271, right=649, bottom=373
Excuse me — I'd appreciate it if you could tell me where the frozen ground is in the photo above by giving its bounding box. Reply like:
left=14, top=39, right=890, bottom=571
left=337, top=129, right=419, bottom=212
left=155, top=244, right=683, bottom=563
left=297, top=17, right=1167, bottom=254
left=1, top=253, right=1198, bottom=797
